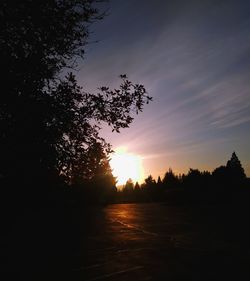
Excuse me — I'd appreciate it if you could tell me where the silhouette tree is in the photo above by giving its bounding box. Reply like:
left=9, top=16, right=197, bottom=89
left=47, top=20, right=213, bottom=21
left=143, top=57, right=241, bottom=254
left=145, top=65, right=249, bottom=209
left=162, top=168, right=179, bottom=189
left=0, top=1, right=152, bottom=195
left=134, top=182, right=140, bottom=191
left=144, top=175, right=156, bottom=189
left=157, top=176, right=162, bottom=186
left=226, top=152, right=246, bottom=180
left=121, top=178, right=134, bottom=201
left=88, top=151, right=117, bottom=204
left=143, top=175, right=158, bottom=201
left=212, top=152, right=246, bottom=191
left=124, top=178, right=134, bottom=192
left=182, top=168, right=203, bottom=189
left=212, top=165, right=228, bottom=186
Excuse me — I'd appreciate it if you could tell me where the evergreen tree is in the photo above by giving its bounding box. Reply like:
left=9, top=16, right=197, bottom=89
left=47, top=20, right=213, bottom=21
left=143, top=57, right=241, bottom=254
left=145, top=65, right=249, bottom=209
left=134, top=181, right=140, bottom=190
left=144, top=175, right=156, bottom=189
left=157, top=176, right=162, bottom=185
left=226, top=152, right=246, bottom=179
left=162, top=168, right=179, bottom=188
left=124, top=178, right=134, bottom=191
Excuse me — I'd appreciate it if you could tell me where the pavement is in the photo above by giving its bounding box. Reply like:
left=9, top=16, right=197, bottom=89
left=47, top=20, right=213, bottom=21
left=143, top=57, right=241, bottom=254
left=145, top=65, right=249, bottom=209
left=81, top=203, right=250, bottom=280
left=2, top=202, right=250, bottom=280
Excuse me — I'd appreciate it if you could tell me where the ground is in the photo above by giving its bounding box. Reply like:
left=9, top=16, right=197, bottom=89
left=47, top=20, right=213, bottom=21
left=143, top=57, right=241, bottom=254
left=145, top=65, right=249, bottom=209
left=82, top=203, right=250, bottom=280
left=2, top=202, right=250, bottom=280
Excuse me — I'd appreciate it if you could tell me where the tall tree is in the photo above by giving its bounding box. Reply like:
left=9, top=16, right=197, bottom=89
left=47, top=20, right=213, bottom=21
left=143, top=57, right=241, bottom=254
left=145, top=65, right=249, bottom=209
left=144, top=175, right=156, bottom=189
left=226, top=152, right=246, bottom=184
left=0, top=1, right=152, bottom=190
left=134, top=182, right=140, bottom=190
left=124, top=178, right=134, bottom=192
left=162, top=168, right=179, bottom=188
left=157, top=176, right=162, bottom=186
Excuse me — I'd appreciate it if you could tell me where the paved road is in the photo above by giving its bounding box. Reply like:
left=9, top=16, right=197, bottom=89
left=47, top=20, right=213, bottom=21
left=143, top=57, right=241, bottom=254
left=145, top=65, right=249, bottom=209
left=3, top=203, right=250, bottom=280
left=81, top=203, right=250, bottom=281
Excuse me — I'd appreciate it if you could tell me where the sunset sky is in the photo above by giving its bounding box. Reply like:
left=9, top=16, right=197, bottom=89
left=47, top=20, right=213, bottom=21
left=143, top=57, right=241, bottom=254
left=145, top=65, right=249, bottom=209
left=77, top=0, right=250, bottom=180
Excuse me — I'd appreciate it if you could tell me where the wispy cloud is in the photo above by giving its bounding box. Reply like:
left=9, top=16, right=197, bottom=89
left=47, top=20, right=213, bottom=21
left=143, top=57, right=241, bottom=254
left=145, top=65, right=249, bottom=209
left=77, top=0, right=250, bottom=176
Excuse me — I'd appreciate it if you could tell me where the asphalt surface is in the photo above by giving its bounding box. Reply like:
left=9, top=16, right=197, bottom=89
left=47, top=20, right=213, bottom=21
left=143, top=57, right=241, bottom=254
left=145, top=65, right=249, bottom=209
left=2, top=202, right=250, bottom=280
left=81, top=203, right=250, bottom=281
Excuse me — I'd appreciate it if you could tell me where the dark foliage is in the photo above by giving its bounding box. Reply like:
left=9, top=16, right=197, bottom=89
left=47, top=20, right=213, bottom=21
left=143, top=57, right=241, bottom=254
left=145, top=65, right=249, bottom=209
left=226, top=151, right=246, bottom=183
left=162, top=168, right=180, bottom=189
left=0, top=0, right=152, bottom=202
left=0, top=1, right=152, bottom=275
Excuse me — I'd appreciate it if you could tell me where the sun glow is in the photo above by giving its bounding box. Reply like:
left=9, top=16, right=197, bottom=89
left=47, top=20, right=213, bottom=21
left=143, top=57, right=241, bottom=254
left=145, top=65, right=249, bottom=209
left=110, top=147, right=144, bottom=186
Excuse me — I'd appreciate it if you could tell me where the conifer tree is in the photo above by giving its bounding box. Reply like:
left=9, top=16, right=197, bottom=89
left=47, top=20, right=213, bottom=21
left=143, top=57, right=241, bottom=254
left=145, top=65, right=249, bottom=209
left=226, top=152, right=246, bottom=180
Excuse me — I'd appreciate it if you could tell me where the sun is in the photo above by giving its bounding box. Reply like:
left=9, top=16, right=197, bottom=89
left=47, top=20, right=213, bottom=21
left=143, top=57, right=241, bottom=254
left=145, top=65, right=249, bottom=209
left=110, top=147, right=144, bottom=186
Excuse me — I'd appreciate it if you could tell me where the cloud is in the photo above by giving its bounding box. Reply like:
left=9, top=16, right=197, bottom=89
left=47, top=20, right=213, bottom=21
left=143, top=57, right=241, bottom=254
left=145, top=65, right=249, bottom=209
left=77, top=0, right=250, bottom=175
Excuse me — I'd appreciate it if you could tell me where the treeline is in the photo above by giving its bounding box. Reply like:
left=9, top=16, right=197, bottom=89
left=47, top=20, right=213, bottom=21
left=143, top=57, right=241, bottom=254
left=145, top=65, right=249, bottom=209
left=68, top=152, right=249, bottom=206
left=0, top=2, right=248, bottom=210
left=115, top=152, right=249, bottom=204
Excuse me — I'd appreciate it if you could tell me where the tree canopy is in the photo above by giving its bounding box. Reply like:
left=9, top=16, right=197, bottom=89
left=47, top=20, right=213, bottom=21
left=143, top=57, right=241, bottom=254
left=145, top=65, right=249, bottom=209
left=0, top=0, right=152, bottom=189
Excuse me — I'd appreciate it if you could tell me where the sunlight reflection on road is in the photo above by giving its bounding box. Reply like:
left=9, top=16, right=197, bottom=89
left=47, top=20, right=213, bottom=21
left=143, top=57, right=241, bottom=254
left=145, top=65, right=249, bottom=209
left=82, top=203, right=250, bottom=281
left=105, top=204, right=159, bottom=239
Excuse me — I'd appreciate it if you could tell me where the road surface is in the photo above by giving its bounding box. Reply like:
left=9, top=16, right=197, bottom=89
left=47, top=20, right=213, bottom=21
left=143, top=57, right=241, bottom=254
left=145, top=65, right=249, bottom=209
left=80, top=203, right=250, bottom=281
left=3, top=202, right=250, bottom=280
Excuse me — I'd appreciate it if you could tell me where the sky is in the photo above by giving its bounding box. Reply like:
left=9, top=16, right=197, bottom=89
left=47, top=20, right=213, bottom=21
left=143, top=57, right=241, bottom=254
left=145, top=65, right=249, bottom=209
left=76, top=0, right=250, bottom=180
